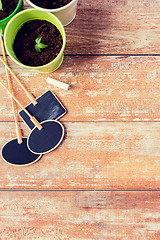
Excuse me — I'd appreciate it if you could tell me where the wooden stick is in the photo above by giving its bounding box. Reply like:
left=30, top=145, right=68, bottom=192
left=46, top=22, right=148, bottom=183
left=0, top=36, right=22, bottom=144
left=0, top=79, right=42, bottom=131
left=0, top=56, right=37, bottom=105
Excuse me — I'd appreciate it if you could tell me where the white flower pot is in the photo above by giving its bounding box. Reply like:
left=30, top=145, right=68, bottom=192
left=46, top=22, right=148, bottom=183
left=26, top=0, right=78, bottom=26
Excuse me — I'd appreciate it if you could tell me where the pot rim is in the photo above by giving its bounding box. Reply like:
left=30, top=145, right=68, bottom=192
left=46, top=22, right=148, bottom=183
left=0, top=0, right=22, bottom=23
left=25, top=0, right=78, bottom=13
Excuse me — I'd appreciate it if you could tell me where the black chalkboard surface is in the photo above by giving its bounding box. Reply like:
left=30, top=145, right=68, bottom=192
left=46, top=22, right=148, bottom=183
left=19, top=90, right=66, bottom=130
left=28, top=120, right=64, bottom=154
left=1, top=138, right=42, bottom=166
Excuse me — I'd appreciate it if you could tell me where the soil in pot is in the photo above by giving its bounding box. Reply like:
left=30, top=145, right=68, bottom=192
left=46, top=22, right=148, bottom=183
left=30, top=0, right=72, bottom=9
left=0, top=0, right=18, bottom=20
left=13, top=20, right=63, bottom=67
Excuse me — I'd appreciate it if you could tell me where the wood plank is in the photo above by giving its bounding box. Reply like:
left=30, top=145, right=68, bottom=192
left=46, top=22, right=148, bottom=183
left=0, top=56, right=160, bottom=121
left=0, top=122, right=159, bottom=189
left=65, top=0, right=160, bottom=54
left=2, top=0, right=160, bottom=55
left=0, top=191, right=159, bottom=239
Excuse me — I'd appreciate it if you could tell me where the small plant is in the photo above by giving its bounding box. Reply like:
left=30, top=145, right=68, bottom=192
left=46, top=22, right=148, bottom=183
left=0, top=0, right=3, bottom=10
left=35, top=36, right=48, bottom=52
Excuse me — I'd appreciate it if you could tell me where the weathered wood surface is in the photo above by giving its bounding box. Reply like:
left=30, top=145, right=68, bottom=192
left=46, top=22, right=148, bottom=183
left=0, top=122, right=159, bottom=189
left=0, top=0, right=160, bottom=238
left=0, top=56, right=160, bottom=122
left=1, top=0, right=160, bottom=55
left=0, top=191, right=159, bottom=239
left=65, top=0, right=160, bottom=54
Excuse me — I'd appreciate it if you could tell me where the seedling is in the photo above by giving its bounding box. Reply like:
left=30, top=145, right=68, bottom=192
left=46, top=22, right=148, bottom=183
left=35, top=36, right=48, bottom=52
left=0, top=0, right=3, bottom=10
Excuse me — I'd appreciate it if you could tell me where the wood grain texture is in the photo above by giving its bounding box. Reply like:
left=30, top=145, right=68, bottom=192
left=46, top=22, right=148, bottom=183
left=0, top=1, right=160, bottom=238
left=67, top=0, right=160, bottom=54
left=0, top=122, right=159, bottom=189
left=0, top=191, right=159, bottom=239
left=0, top=56, right=160, bottom=121
left=65, top=0, right=160, bottom=54
left=3, top=0, right=160, bottom=55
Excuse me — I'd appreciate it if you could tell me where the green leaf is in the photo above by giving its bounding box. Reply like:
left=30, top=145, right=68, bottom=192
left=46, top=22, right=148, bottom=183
left=35, top=44, right=41, bottom=52
left=38, top=43, right=48, bottom=49
left=36, top=36, right=42, bottom=44
left=0, top=0, right=3, bottom=10
left=35, top=36, right=48, bottom=52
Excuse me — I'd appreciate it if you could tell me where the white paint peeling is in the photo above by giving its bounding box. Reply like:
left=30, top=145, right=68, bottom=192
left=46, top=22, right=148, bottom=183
left=133, top=118, right=142, bottom=121
left=89, top=72, right=99, bottom=78
left=71, top=81, right=77, bottom=84
left=96, top=78, right=103, bottom=84
left=146, top=70, right=158, bottom=81
left=59, top=72, right=74, bottom=77
left=144, top=212, right=160, bottom=219
left=0, top=69, right=4, bottom=74
left=106, top=88, right=114, bottom=96
left=98, top=118, right=107, bottom=121
left=136, top=138, right=160, bottom=156
left=6, top=182, right=37, bottom=187
left=144, top=222, right=160, bottom=231
left=18, top=70, right=38, bottom=77
left=62, top=163, right=94, bottom=177
left=125, top=90, right=140, bottom=98
left=86, top=90, right=106, bottom=97
left=0, top=137, right=7, bottom=144
left=0, top=105, right=7, bottom=112
left=41, top=180, right=56, bottom=187
left=84, top=107, right=95, bottom=114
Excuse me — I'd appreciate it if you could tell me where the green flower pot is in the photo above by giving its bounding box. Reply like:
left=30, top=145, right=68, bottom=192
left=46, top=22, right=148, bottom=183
left=4, top=9, right=66, bottom=73
left=0, top=0, right=23, bottom=36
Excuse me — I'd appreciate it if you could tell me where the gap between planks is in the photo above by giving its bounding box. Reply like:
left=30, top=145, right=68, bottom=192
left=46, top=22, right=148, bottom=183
left=2, top=54, right=160, bottom=57
left=1, top=121, right=160, bottom=124
left=0, top=189, right=159, bottom=192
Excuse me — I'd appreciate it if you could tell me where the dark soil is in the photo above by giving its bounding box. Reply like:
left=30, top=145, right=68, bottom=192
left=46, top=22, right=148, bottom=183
left=30, top=0, right=72, bottom=9
left=0, top=0, right=18, bottom=20
left=13, top=20, right=63, bottom=67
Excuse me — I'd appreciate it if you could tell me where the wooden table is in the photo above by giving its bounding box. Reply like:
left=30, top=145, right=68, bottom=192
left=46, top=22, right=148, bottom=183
left=0, top=0, right=160, bottom=239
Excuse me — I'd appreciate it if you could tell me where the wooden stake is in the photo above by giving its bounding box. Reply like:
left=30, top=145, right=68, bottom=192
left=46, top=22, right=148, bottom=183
left=0, top=79, right=42, bottom=131
left=0, top=56, right=37, bottom=105
left=0, top=36, right=23, bottom=144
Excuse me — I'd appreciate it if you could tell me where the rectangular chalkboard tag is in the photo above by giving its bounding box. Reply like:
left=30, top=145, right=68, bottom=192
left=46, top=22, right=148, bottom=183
left=19, top=90, right=67, bottom=130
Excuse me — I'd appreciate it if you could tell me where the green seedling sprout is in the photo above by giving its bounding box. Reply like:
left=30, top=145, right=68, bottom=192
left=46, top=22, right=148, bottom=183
left=35, top=36, right=48, bottom=52
left=0, top=0, right=3, bottom=10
